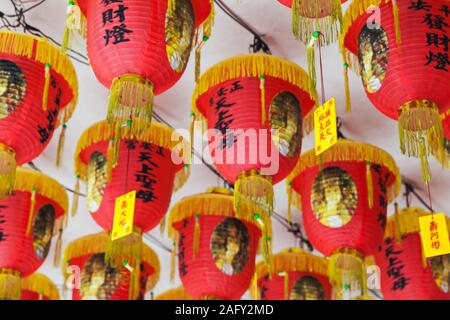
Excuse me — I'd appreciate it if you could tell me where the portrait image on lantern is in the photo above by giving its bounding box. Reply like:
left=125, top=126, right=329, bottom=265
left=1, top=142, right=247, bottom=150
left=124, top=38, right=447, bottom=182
left=165, top=0, right=195, bottom=73
left=0, top=59, right=26, bottom=119
left=430, top=254, right=450, bottom=293
left=290, top=275, right=326, bottom=300
left=269, top=91, right=302, bottom=157
left=311, top=166, right=358, bottom=228
left=86, top=151, right=108, bottom=213
left=210, top=218, right=250, bottom=276
left=32, top=203, right=55, bottom=260
left=80, top=253, right=120, bottom=300
left=358, top=25, right=389, bottom=94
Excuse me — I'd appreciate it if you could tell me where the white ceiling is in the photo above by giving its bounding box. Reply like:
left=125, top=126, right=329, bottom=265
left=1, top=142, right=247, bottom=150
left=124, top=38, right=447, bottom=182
left=2, top=0, right=449, bottom=299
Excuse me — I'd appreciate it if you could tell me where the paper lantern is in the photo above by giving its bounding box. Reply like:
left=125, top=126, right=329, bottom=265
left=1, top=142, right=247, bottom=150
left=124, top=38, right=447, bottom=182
left=21, top=273, right=60, bottom=300
left=192, top=54, right=317, bottom=219
left=74, top=120, right=188, bottom=288
left=253, top=248, right=331, bottom=300
left=64, top=0, right=213, bottom=136
left=375, top=207, right=450, bottom=300
left=0, top=31, right=78, bottom=199
left=63, top=232, right=160, bottom=300
left=168, top=187, right=270, bottom=300
left=155, top=286, right=194, bottom=300
left=276, top=0, right=346, bottom=45
left=286, top=139, right=401, bottom=298
left=341, top=0, right=450, bottom=182
left=0, top=167, right=68, bottom=300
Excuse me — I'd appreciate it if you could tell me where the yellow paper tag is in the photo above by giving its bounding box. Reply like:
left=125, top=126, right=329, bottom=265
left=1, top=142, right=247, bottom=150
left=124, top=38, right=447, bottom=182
left=111, top=191, right=136, bottom=241
left=418, top=213, right=450, bottom=258
left=314, top=97, right=337, bottom=156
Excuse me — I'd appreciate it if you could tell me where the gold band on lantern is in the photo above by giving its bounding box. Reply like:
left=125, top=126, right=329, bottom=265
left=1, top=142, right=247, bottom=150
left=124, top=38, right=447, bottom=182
left=398, top=100, right=443, bottom=183
left=21, top=273, right=60, bottom=300
left=0, top=268, right=21, bottom=300
left=155, top=286, right=194, bottom=300
left=0, top=143, right=16, bottom=200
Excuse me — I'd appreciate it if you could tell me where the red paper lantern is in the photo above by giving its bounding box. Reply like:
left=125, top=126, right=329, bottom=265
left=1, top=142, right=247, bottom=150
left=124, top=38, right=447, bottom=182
left=63, top=232, right=160, bottom=300
left=155, top=286, right=194, bottom=300
left=375, top=207, right=450, bottom=300
left=0, top=31, right=78, bottom=198
left=254, top=248, right=332, bottom=300
left=286, top=139, right=401, bottom=298
left=66, top=0, right=213, bottom=136
left=341, top=0, right=450, bottom=182
left=276, top=0, right=346, bottom=44
left=192, top=54, right=316, bottom=219
left=74, top=120, right=188, bottom=287
left=168, top=187, right=270, bottom=300
left=20, top=273, right=60, bottom=300
left=0, top=167, right=68, bottom=300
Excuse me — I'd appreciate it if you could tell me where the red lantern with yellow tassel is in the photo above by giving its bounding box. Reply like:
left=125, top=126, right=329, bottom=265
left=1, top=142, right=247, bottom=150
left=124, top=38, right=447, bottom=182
left=168, top=187, right=270, bottom=300
left=64, top=0, right=213, bottom=136
left=0, top=31, right=78, bottom=199
left=0, top=167, right=68, bottom=300
left=21, top=273, right=60, bottom=300
left=155, top=286, right=194, bottom=300
left=63, top=232, right=160, bottom=300
left=341, top=0, right=450, bottom=182
left=286, top=140, right=401, bottom=299
left=375, top=207, right=450, bottom=300
left=253, top=248, right=332, bottom=300
left=74, top=120, right=188, bottom=294
left=192, top=54, right=317, bottom=218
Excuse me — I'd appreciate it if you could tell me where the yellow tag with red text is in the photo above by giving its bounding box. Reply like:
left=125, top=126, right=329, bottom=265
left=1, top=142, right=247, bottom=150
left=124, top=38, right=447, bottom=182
left=111, top=191, right=136, bottom=241
left=314, top=97, right=337, bottom=156
left=418, top=213, right=450, bottom=258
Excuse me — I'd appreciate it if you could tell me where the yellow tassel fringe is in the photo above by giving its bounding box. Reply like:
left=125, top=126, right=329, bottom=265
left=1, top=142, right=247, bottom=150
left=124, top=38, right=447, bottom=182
left=26, top=188, right=36, bottom=236
left=170, top=238, right=177, bottom=282
left=0, top=143, right=16, bottom=200
left=42, top=63, right=50, bottom=111
left=366, top=162, right=373, bottom=209
left=53, top=228, right=63, bottom=267
left=193, top=214, right=200, bottom=259
left=0, top=269, right=21, bottom=300
left=393, top=202, right=402, bottom=243
left=21, top=273, right=60, bottom=300
left=155, top=286, right=194, bottom=300
left=260, top=75, right=266, bottom=124
left=328, top=247, right=365, bottom=292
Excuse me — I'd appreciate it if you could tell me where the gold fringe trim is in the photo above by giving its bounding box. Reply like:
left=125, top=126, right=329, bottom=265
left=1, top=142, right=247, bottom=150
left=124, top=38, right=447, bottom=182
left=193, top=214, right=200, bottom=259
left=168, top=191, right=272, bottom=240
left=0, top=31, right=78, bottom=125
left=62, top=1, right=88, bottom=53
left=306, top=38, right=317, bottom=98
left=0, top=269, right=21, bottom=300
left=0, top=143, right=16, bottom=200
left=15, top=166, right=68, bottom=215
left=62, top=232, right=160, bottom=295
left=155, top=286, right=194, bottom=300
left=53, top=228, right=63, bottom=267
left=21, top=273, right=60, bottom=300
left=385, top=207, right=450, bottom=239
left=251, top=271, right=259, bottom=300
left=366, top=162, right=373, bottom=209
left=234, top=170, right=273, bottom=217
left=287, top=139, right=401, bottom=210
left=328, top=247, right=365, bottom=291
left=291, top=0, right=343, bottom=45
left=192, top=54, right=318, bottom=125
left=255, top=248, right=328, bottom=280
left=392, top=0, right=401, bottom=46
left=260, top=75, right=266, bottom=124
left=26, top=188, right=36, bottom=236
left=74, top=120, right=189, bottom=192
left=107, top=74, right=154, bottom=137
left=42, top=63, right=50, bottom=111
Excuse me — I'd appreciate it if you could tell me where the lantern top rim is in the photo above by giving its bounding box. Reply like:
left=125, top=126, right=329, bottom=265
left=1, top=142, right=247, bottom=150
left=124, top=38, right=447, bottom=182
left=62, top=232, right=160, bottom=289
left=191, top=53, right=318, bottom=125
left=167, top=190, right=272, bottom=239
left=74, top=120, right=189, bottom=191
left=0, top=31, right=78, bottom=125
left=287, top=139, right=401, bottom=203
left=14, top=166, right=69, bottom=214
left=255, top=248, right=329, bottom=279
left=385, top=207, right=450, bottom=239
left=155, top=286, right=193, bottom=300
left=21, top=273, right=60, bottom=300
